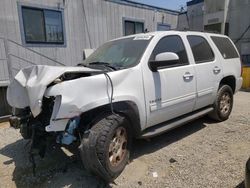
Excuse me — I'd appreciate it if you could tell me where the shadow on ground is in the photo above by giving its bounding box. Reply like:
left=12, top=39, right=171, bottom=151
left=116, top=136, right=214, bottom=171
left=0, top=117, right=212, bottom=188
left=0, top=140, right=107, bottom=188
left=235, top=181, right=245, bottom=188
left=131, top=117, right=214, bottom=160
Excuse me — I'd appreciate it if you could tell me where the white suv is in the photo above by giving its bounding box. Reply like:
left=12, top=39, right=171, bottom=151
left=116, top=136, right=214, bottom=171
left=7, top=31, right=242, bottom=182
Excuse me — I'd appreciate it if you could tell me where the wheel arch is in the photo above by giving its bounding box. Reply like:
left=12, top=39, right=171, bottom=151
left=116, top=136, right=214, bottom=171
left=219, top=75, right=236, bottom=93
left=79, top=101, right=141, bottom=138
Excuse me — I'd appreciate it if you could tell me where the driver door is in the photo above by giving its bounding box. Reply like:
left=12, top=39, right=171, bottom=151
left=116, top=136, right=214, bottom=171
left=142, top=35, right=197, bottom=127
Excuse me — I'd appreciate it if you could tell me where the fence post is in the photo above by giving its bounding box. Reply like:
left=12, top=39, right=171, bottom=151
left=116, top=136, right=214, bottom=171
left=3, top=38, right=15, bottom=115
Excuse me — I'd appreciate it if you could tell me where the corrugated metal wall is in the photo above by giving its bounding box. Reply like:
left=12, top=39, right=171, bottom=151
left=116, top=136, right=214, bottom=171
left=0, top=0, right=178, bottom=80
left=0, top=38, right=10, bottom=86
left=0, top=0, right=178, bottom=116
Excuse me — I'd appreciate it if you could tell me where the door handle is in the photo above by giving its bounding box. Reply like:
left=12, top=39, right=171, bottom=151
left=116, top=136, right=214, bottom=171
left=213, top=66, right=221, bottom=74
left=183, top=72, right=194, bottom=80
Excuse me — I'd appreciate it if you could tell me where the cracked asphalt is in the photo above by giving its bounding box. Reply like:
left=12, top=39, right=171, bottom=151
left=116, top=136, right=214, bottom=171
left=0, top=91, right=249, bottom=188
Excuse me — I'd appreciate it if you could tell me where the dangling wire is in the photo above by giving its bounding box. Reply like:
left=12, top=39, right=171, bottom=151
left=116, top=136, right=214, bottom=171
left=104, top=73, right=115, bottom=115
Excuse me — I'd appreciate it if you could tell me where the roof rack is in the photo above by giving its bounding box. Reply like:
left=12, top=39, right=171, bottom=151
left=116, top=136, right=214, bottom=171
left=175, top=28, right=221, bottom=34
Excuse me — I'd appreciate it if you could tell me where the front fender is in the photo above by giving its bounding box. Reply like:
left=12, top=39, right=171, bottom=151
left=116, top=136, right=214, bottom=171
left=45, top=68, right=146, bottom=132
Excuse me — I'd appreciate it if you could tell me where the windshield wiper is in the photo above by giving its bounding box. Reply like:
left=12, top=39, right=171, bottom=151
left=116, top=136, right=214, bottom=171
left=89, top=62, right=117, bottom=70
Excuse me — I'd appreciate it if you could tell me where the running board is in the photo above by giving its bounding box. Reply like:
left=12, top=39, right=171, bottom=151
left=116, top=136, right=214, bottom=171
left=140, top=107, right=214, bottom=139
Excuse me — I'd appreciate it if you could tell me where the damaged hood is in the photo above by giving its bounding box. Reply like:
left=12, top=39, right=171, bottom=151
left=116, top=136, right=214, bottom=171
left=7, top=65, right=101, bottom=117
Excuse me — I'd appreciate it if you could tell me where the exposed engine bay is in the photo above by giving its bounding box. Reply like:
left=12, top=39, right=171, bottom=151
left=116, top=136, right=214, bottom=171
left=7, top=65, right=107, bottom=174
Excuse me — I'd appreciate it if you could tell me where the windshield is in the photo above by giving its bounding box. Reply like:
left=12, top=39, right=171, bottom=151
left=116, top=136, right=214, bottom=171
left=83, top=36, right=152, bottom=69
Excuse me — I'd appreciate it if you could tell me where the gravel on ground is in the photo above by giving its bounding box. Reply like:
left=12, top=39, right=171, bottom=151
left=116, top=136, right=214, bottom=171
left=0, top=91, right=249, bottom=188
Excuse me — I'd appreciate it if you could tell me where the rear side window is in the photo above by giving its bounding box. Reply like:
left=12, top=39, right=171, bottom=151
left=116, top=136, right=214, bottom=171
left=150, top=35, right=189, bottom=65
left=187, top=36, right=214, bottom=63
left=211, top=36, right=239, bottom=59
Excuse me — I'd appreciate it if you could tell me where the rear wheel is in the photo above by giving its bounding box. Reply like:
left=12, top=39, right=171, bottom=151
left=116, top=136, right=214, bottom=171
left=79, top=114, right=131, bottom=182
left=209, top=85, right=234, bottom=121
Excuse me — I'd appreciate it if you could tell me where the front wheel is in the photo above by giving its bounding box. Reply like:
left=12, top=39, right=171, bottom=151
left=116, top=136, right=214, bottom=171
left=208, top=85, right=234, bottom=121
left=79, top=114, right=132, bottom=182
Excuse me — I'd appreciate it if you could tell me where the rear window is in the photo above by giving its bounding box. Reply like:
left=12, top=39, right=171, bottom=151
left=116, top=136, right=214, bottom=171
left=211, top=36, right=239, bottom=59
left=187, top=36, right=214, bottom=63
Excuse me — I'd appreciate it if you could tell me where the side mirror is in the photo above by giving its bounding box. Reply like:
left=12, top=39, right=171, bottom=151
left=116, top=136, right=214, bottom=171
left=149, top=52, right=180, bottom=72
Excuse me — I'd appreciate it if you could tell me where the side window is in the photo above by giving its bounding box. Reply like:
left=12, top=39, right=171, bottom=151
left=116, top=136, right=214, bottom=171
left=211, top=36, right=239, bottom=59
left=150, top=35, right=189, bottom=65
left=187, top=36, right=214, bottom=63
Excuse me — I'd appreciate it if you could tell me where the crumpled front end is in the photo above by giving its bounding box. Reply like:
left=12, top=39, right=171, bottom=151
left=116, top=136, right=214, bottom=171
left=7, top=64, right=103, bottom=141
left=7, top=65, right=102, bottom=164
left=7, top=65, right=101, bottom=117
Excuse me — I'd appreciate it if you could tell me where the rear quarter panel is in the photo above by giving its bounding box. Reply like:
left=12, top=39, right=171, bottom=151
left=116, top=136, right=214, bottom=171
left=208, top=34, right=242, bottom=91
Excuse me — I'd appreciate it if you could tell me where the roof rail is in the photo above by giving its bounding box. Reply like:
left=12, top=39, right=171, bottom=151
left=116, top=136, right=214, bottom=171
left=175, top=28, right=222, bottom=34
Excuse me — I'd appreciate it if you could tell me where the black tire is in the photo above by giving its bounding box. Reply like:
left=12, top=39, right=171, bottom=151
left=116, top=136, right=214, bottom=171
left=79, top=114, right=132, bottom=182
left=208, top=85, right=234, bottom=121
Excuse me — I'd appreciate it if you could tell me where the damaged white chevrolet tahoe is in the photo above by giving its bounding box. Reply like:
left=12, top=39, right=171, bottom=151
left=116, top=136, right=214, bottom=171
left=7, top=31, right=242, bottom=182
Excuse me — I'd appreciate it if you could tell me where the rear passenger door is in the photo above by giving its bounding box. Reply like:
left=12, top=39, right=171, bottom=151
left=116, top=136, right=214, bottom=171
left=187, top=35, right=223, bottom=110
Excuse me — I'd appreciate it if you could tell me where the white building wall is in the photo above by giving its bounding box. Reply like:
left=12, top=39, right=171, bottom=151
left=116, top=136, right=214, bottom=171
left=0, top=0, right=179, bottom=84
left=227, top=0, right=250, bottom=51
left=187, top=2, right=204, bottom=31
left=177, top=13, right=189, bottom=30
left=177, top=1, right=204, bottom=31
left=177, top=0, right=250, bottom=58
